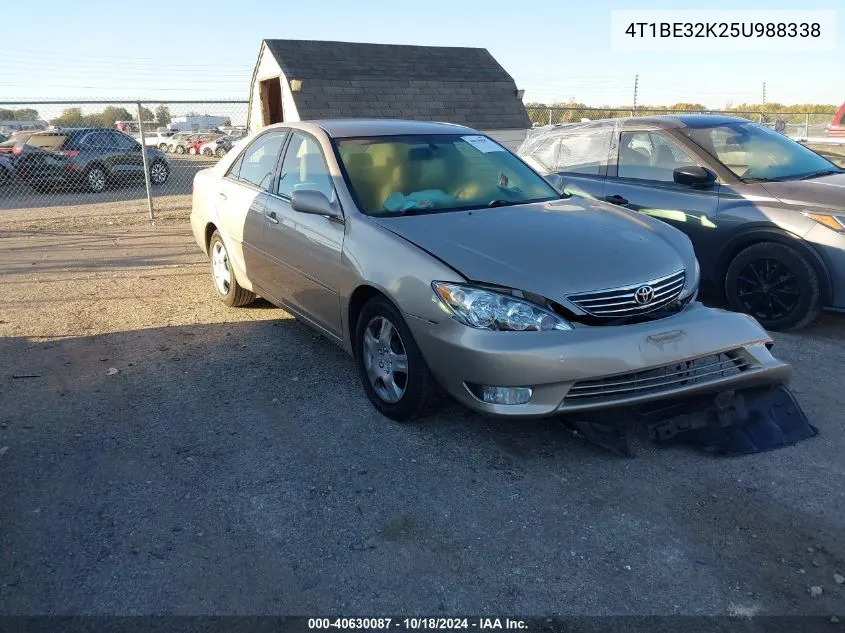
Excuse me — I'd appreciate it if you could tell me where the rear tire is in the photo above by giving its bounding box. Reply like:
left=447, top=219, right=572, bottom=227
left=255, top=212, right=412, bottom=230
left=354, top=296, right=440, bottom=421
left=85, top=165, right=107, bottom=193
left=215, top=147, right=227, bottom=158
left=208, top=231, right=255, bottom=307
left=149, top=160, right=169, bottom=185
left=175, top=145, right=185, bottom=155
left=202, top=147, right=213, bottom=156
left=724, top=241, right=821, bottom=331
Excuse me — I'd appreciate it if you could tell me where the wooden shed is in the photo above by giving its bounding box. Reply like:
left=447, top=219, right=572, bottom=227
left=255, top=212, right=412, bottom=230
left=247, top=39, right=531, bottom=149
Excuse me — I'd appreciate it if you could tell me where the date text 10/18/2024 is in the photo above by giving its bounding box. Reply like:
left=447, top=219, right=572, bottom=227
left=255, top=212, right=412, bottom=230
left=308, top=618, right=528, bottom=630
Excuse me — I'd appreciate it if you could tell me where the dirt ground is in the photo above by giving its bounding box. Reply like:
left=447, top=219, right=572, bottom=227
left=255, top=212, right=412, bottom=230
left=1, top=201, right=844, bottom=618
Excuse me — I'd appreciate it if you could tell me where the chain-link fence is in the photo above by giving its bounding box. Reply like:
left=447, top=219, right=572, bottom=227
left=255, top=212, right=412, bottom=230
left=1, top=100, right=840, bottom=223
left=525, top=106, right=834, bottom=140
left=0, top=100, right=248, bottom=221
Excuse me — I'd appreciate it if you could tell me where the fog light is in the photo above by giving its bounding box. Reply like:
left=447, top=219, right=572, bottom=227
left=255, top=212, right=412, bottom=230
left=467, top=383, right=533, bottom=405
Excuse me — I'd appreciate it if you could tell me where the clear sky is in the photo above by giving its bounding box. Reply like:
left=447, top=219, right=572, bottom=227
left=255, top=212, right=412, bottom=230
left=0, top=0, right=840, bottom=108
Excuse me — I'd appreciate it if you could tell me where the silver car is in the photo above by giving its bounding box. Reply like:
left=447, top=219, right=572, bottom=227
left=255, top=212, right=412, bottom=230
left=518, top=115, right=845, bottom=331
left=190, top=119, right=794, bottom=425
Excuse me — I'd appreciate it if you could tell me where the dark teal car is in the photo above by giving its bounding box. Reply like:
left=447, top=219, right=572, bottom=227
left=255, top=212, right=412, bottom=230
left=16, top=128, right=170, bottom=193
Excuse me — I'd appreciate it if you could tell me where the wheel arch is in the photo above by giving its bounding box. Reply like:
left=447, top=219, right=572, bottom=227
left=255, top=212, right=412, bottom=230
left=715, top=226, right=833, bottom=304
left=203, top=222, right=218, bottom=255
left=346, top=284, right=394, bottom=354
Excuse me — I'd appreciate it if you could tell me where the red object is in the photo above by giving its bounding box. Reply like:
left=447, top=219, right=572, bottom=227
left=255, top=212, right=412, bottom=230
left=11, top=146, right=22, bottom=155
left=826, top=103, right=845, bottom=137
left=57, top=149, right=79, bottom=158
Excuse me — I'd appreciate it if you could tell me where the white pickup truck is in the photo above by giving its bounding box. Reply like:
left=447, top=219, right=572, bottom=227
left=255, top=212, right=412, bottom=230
left=139, top=131, right=178, bottom=150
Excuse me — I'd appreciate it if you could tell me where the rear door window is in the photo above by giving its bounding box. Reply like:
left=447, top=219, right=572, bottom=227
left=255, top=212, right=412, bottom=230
left=230, top=130, right=288, bottom=189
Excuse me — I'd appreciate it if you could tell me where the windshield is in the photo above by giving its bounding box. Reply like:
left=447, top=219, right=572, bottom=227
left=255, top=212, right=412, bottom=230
left=685, top=121, right=840, bottom=181
left=335, top=134, right=559, bottom=216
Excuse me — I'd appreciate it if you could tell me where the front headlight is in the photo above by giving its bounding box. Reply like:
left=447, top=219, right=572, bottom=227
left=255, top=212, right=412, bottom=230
left=803, top=212, right=845, bottom=232
left=432, top=282, right=572, bottom=331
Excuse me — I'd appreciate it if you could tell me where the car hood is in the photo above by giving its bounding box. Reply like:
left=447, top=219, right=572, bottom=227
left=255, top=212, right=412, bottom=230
left=761, top=172, right=845, bottom=212
left=370, top=198, right=694, bottom=303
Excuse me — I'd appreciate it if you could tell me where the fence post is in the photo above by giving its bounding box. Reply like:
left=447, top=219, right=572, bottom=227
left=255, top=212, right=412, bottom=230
left=758, top=112, right=764, bottom=124
left=548, top=108, right=552, bottom=125
left=137, top=101, right=155, bottom=221
left=805, top=112, right=810, bottom=139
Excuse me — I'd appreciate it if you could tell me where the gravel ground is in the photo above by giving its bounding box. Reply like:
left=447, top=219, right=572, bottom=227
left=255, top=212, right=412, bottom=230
left=0, top=207, right=844, bottom=617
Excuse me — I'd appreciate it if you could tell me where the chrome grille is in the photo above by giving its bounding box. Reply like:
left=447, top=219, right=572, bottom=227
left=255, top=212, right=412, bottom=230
left=567, top=270, right=686, bottom=318
left=564, top=352, right=748, bottom=404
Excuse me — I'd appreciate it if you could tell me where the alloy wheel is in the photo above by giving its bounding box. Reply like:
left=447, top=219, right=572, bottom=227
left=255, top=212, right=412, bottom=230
left=362, top=316, right=409, bottom=404
left=87, top=167, right=106, bottom=193
left=150, top=162, right=168, bottom=185
left=211, top=240, right=232, bottom=295
left=735, top=258, right=801, bottom=322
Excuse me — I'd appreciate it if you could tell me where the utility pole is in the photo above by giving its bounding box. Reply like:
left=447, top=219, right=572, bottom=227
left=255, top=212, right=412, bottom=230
left=761, top=82, right=767, bottom=124
left=631, top=74, right=639, bottom=117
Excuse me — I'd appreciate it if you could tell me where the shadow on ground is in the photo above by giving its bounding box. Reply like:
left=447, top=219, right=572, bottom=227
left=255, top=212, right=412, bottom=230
left=1, top=317, right=844, bottom=616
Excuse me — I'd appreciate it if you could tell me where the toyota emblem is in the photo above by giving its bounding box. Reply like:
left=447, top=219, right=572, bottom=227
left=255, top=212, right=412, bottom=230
left=634, top=285, right=655, bottom=305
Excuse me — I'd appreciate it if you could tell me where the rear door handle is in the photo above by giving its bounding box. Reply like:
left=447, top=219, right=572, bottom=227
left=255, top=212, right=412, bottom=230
left=604, top=194, right=628, bottom=206
left=218, top=192, right=227, bottom=201
left=265, top=210, right=279, bottom=224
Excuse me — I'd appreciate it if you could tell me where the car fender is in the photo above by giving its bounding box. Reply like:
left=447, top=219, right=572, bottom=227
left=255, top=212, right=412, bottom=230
left=338, top=215, right=466, bottom=353
left=714, top=224, right=834, bottom=304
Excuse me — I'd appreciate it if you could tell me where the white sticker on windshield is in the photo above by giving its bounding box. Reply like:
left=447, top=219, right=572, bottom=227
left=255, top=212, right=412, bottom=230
left=461, top=135, right=505, bottom=153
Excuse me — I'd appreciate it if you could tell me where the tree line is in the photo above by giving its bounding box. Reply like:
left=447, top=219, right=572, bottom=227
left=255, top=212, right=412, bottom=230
left=0, top=106, right=173, bottom=128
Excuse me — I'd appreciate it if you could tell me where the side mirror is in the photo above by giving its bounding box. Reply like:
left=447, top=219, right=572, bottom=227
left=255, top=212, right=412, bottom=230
left=673, top=165, right=717, bottom=187
left=291, top=189, right=342, bottom=220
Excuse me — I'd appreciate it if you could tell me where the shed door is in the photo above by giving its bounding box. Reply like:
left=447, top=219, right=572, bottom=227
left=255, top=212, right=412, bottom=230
left=260, top=78, right=284, bottom=126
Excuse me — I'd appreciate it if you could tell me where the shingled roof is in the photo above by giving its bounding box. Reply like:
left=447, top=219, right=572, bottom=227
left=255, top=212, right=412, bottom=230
left=257, top=39, right=531, bottom=130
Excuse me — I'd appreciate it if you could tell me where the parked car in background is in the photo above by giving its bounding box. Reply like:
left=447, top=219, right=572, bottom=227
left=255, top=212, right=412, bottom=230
left=141, top=130, right=177, bottom=150
left=199, top=133, right=242, bottom=158
left=15, top=128, right=170, bottom=193
left=188, top=119, right=805, bottom=443
left=169, top=133, right=219, bottom=155
left=518, top=115, right=845, bottom=330
left=0, top=130, right=39, bottom=156
left=825, top=103, right=845, bottom=138
left=0, top=154, right=14, bottom=186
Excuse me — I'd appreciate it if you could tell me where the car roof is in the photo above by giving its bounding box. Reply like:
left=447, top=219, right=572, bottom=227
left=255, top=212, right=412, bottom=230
left=279, top=118, right=475, bottom=138
left=630, top=114, right=748, bottom=129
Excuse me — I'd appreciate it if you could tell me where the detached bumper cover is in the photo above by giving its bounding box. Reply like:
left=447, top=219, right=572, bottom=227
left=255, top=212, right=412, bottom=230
left=567, top=385, right=817, bottom=456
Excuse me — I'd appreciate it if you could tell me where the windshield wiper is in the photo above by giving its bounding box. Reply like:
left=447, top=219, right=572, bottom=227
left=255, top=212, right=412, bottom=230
left=801, top=169, right=842, bottom=180
left=487, top=199, right=515, bottom=208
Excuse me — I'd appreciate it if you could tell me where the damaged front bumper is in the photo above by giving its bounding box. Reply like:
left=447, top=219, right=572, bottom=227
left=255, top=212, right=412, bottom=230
left=566, top=384, right=818, bottom=456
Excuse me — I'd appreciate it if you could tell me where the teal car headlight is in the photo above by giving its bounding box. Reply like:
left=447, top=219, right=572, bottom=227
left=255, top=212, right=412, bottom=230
left=433, top=282, right=573, bottom=331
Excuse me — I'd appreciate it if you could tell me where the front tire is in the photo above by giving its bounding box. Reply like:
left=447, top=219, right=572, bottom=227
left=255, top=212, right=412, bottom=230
left=215, top=147, right=227, bottom=158
left=208, top=231, right=255, bottom=307
left=175, top=145, right=185, bottom=155
left=354, top=296, right=440, bottom=421
left=725, top=241, right=821, bottom=331
left=202, top=147, right=213, bottom=156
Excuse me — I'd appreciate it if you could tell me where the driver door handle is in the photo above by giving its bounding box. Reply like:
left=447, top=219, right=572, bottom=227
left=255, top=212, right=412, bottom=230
left=265, top=209, right=279, bottom=224
left=218, top=192, right=227, bottom=201
left=605, top=194, right=628, bottom=206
